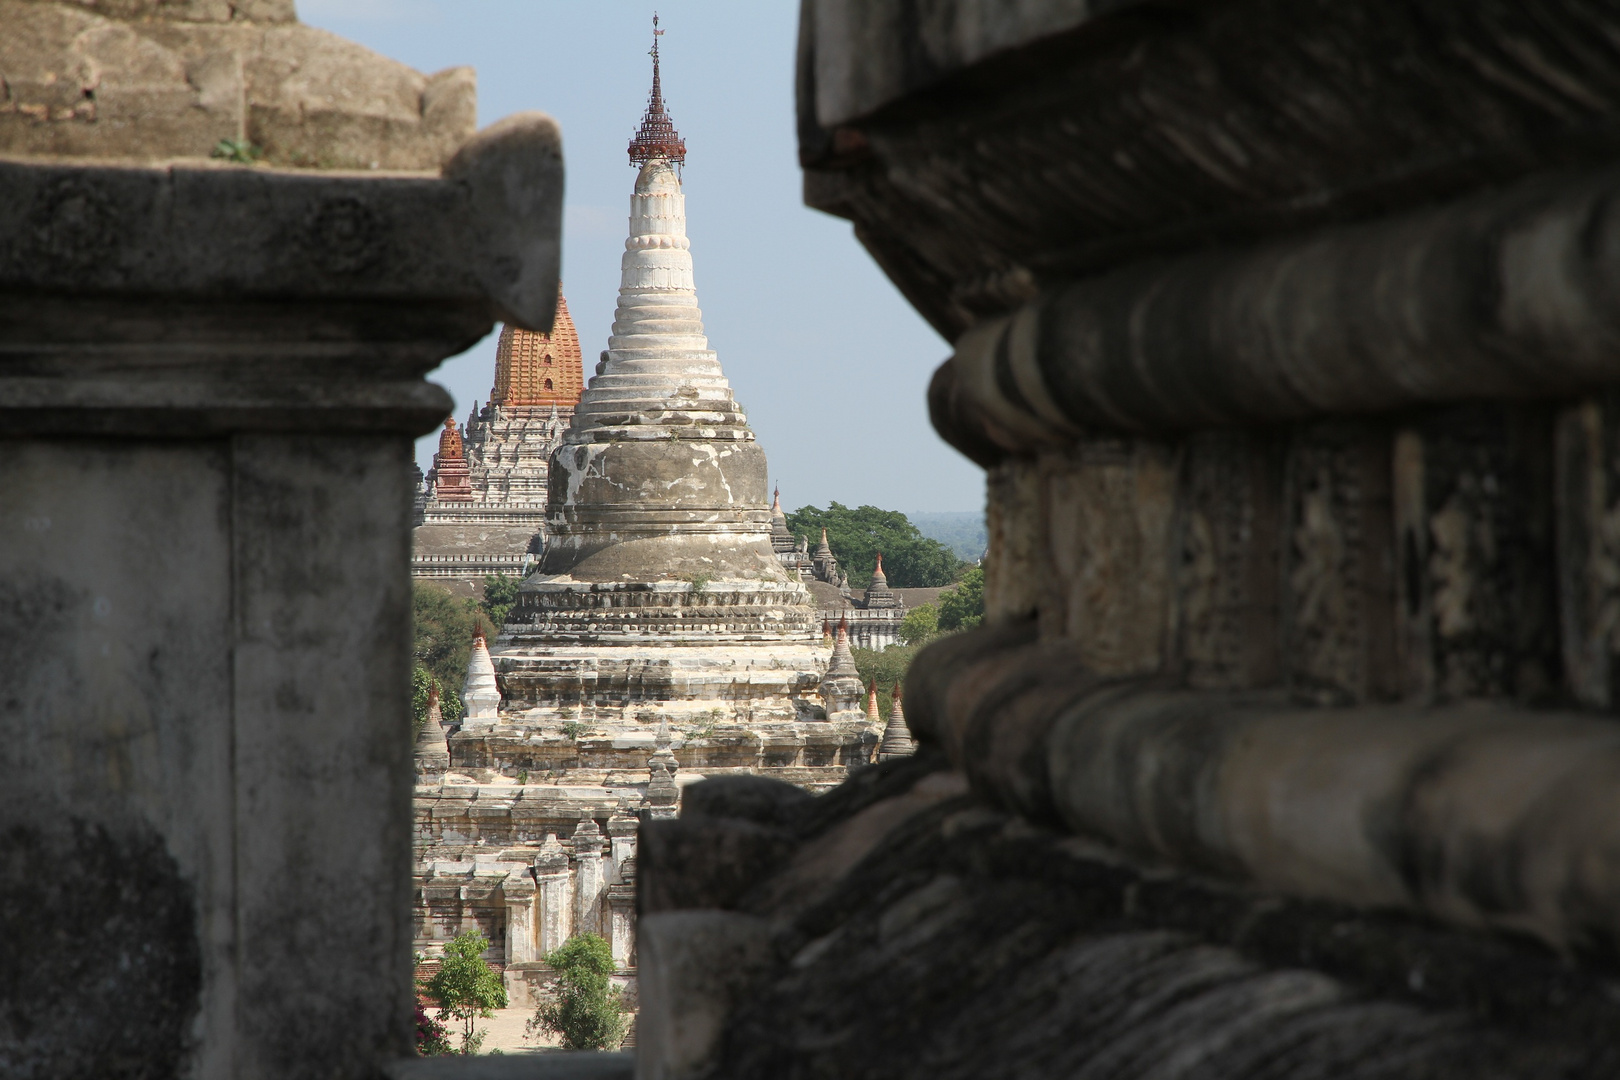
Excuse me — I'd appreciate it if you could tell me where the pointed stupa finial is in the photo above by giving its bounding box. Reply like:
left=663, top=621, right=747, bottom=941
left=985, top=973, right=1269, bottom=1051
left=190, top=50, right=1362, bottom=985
left=629, top=13, right=686, bottom=167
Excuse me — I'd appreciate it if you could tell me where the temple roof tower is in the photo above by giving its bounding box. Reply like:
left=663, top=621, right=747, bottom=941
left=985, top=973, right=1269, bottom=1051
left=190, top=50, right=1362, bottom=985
left=821, top=617, right=864, bottom=719
left=863, top=553, right=902, bottom=609
left=492, top=294, right=586, bottom=410
left=770, top=489, right=793, bottom=550
left=431, top=417, right=472, bottom=501
left=534, top=19, right=793, bottom=585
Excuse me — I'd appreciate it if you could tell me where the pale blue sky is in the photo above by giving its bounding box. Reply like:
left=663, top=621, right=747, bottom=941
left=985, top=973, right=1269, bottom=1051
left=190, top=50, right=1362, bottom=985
left=298, top=0, right=986, bottom=513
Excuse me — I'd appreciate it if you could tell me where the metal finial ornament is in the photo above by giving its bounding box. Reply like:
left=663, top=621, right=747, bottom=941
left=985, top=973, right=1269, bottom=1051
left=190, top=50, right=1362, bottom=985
left=628, top=11, right=687, bottom=167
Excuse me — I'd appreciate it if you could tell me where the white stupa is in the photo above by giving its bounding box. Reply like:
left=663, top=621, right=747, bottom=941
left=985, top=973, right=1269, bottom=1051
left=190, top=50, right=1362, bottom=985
left=460, top=628, right=501, bottom=727
left=494, top=24, right=827, bottom=727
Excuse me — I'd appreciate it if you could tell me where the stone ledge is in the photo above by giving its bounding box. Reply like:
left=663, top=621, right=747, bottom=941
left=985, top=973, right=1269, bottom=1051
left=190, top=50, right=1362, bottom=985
left=384, top=1053, right=632, bottom=1080
left=906, top=621, right=1620, bottom=958
left=0, top=113, right=562, bottom=436
left=931, top=164, right=1620, bottom=457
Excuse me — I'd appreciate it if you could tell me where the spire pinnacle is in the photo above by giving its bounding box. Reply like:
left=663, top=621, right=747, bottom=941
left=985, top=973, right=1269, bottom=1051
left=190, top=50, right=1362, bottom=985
left=629, top=13, right=686, bottom=167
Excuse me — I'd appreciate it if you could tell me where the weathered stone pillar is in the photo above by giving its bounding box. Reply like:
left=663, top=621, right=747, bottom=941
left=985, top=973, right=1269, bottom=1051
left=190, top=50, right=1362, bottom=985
left=503, top=871, right=538, bottom=965
left=533, top=833, right=573, bottom=956
left=607, top=808, right=639, bottom=884
left=0, top=79, right=561, bottom=1080
left=571, top=817, right=606, bottom=939
left=607, top=857, right=639, bottom=969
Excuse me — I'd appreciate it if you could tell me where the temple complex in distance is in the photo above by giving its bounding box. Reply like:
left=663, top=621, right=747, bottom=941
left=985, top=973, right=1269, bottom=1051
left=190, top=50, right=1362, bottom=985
left=769, top=490, right=948, bottom=649
left=410, top=25, right=894, bottom=1010
left=411, top=298, right=586, bottom=595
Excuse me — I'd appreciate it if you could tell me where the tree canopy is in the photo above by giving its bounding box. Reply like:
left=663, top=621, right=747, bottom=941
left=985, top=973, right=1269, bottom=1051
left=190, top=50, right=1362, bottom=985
left=480, top=573, right=522, bottom=628
left=937, top=567, right=984, bottom=632
left=898, top=603, right=939, bottom=645
left=784, top=503, right=964, bottom=588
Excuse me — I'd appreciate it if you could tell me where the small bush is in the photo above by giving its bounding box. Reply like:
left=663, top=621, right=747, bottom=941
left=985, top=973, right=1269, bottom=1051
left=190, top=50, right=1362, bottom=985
left=415, top=1003, right=452, bottom=1057
left=422, top=930, right=507, bottom=1055
left=529, top=934, right=629, bottom=1051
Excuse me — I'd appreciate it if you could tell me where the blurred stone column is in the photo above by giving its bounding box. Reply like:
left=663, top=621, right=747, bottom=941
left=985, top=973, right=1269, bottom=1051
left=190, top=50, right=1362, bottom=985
left=0, top=112, right=561, bottom=1078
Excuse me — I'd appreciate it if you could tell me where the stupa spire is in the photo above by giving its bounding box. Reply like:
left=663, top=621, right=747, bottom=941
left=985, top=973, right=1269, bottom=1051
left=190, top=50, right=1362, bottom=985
left=628, top=14, right=686, bottom=168
left=878, top=683, right=915, bottom=760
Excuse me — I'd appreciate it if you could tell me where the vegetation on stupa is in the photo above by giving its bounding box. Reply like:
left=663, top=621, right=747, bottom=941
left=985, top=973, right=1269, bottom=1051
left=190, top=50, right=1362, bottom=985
left=784, top=503, right=968, bottom=588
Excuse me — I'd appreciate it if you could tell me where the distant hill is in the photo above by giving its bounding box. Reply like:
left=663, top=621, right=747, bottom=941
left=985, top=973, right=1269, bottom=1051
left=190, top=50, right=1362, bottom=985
left=907, top=511, right=987, bottom=562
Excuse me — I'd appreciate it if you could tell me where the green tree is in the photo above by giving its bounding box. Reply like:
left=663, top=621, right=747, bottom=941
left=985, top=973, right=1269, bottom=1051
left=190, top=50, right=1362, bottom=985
left=422, top=929, right=508, bottom=1055
left=414, top=582, right=496, bottom=727
left=529, top=934, right=630, bottom=1051
left=937, top=567, right=985, bottom=632
left=784, top=503, right=963, bottom=588
left=481, top=574, right=522, bottom=628
left=898, top=603, right=940, bottom=646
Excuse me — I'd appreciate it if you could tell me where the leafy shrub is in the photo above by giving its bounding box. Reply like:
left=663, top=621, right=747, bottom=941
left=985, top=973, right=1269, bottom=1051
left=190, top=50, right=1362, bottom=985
left=529, top=934, right=629, bottom=1051
left=415, top=1003, right=451, bottom=1056
left=422, top=930, right=507, bottom=1055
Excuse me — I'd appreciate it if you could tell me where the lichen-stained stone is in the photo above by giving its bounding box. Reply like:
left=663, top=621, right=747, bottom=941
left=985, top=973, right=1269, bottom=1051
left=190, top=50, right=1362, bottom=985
left=0, top=813, right=202, bottom=1079
left=1047, top=438, right=1178, bottom=675
left=0, top=0, right=475, bottom=169
left=1392, top=405, right=1559, bottom=705
left=1282, top=423, right=1398, bottom=706
left=705, top=766, right=1620, bottom=1079
left=1177, top=429, right=1283, bottom=691
left=1556, top=393, right=1620, bottom=709
left=764, top=1, right=1620, bottom=1075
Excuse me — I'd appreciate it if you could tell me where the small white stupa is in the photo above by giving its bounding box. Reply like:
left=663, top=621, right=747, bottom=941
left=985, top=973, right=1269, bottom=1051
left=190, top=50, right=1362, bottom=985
left=461, top=627, right=502, bottom=727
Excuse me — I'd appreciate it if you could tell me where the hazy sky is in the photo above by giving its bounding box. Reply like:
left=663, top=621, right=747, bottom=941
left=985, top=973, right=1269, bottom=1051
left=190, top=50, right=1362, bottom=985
left=298, top=0, right=986, bottom=514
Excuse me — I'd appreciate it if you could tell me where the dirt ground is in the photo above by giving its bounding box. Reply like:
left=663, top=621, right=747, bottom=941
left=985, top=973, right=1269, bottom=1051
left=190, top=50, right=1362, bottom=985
left=433, top=1005, right=562, bottom=1055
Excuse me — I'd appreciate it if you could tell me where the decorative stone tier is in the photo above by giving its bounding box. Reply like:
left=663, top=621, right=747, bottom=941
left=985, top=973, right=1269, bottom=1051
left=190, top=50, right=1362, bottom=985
left=494, top=647, right=832, bottom=725
left=509, top=581, right=820, bottom=636
left=448, top=728, right=874, bottom=776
